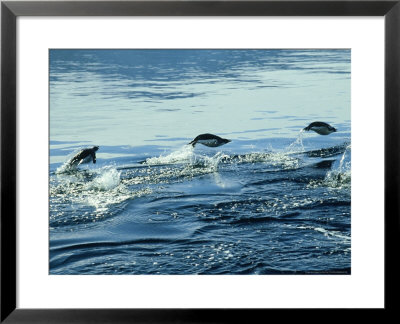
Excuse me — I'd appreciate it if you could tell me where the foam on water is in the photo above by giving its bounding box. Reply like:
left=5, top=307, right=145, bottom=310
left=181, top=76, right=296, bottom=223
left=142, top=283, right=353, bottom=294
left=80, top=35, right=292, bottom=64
left=144, top=145, right=194, bottom=165
left=135, top=148, right=231, bottom=185
left=187, top=151, right=228, bottom=170
left=324, top=144, right=351, bottom=188
left=55, top=161, right=77, bottom=174
left=142, top=142, right=307, bottom=173
left=86, top=167, right=121, bottom=191
left=217, top=151, right=300, bottom=171
left=50, top=166, right=152, bottom=227
left=296, top=225, right=351, bottom=242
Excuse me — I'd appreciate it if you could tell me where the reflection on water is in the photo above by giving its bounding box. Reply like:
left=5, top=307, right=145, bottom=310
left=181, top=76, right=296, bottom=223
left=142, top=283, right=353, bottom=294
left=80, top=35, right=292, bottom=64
left=50, top=49, right=350, bottom=151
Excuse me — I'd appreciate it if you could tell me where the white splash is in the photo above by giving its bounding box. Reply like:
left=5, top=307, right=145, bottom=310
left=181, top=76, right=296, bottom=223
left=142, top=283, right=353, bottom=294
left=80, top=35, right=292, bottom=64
left=286, top=129, right=305, bottom=153
left=324, top=144, right=351, bottom=188
left=87, top=167, right=121, bottom=191
left=55, top=161, right=77, bottom=174
left=144, top=145, right=194, bottom=165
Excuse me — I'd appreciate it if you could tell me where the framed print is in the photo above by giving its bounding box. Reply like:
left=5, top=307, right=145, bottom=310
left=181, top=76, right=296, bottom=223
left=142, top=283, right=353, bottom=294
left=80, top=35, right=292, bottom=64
left=1, top=0, right=399, bottom=322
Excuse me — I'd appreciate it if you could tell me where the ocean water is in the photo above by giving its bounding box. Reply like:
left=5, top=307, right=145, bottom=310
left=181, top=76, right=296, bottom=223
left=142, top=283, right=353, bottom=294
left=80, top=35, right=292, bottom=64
left=49, top=49, right=351, bottom=275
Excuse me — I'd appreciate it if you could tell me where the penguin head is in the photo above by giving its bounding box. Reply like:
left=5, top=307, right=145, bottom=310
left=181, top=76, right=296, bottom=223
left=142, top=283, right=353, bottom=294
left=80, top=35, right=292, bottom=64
left=93, top=146, right=99, bottom=151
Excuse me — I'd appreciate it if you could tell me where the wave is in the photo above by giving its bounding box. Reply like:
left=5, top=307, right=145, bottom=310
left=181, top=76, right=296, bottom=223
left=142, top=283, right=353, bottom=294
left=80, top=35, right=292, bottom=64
left=142, top=145, right=303, bottom=172
left=302, top=142, right=350, bottom=158
left=50, top=142, right=351, bottom=229
left=295, top=225, right=351, bottom=242
left=50, top=166, right=152, bottom=228
left=307, top=144, right=351, bottom=189
left=143, top=145, right=195, bottom=165
left=140, top=141, right=350, bottom=170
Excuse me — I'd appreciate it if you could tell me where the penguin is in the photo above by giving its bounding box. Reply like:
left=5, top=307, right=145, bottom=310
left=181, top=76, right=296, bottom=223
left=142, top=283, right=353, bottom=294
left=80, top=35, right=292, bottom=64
left=68, top=146, right=99, bottom=167
left=303, top=122, right=337, bottom=135
left=188, top=134, right=231, bottom=147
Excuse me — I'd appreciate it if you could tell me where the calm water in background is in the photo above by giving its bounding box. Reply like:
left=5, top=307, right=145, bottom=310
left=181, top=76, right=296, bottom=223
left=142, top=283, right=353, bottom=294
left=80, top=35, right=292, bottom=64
left=49, top=49, right=351, bottom=274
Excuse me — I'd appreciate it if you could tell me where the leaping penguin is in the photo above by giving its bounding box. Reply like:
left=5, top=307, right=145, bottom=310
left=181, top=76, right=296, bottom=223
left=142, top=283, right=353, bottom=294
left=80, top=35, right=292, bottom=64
left=188, top=134, right=231, bottom=147
left=303, top=122, right=337, bottom=135
left=68, top=146, right=99, bottom=167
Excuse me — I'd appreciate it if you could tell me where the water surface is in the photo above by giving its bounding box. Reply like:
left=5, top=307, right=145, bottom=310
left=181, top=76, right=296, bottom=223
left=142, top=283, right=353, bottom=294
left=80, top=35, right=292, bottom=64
left=50, top=49, right=351, bottom=274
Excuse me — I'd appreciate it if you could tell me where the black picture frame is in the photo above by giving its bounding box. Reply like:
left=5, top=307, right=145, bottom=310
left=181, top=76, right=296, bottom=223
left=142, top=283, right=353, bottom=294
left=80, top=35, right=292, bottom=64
left=1, top=0, right=399, bottom=322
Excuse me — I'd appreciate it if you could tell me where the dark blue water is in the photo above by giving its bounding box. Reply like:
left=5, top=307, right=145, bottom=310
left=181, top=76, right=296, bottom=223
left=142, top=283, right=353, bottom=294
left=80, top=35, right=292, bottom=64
left=49, top=49, right=351, bottom=274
